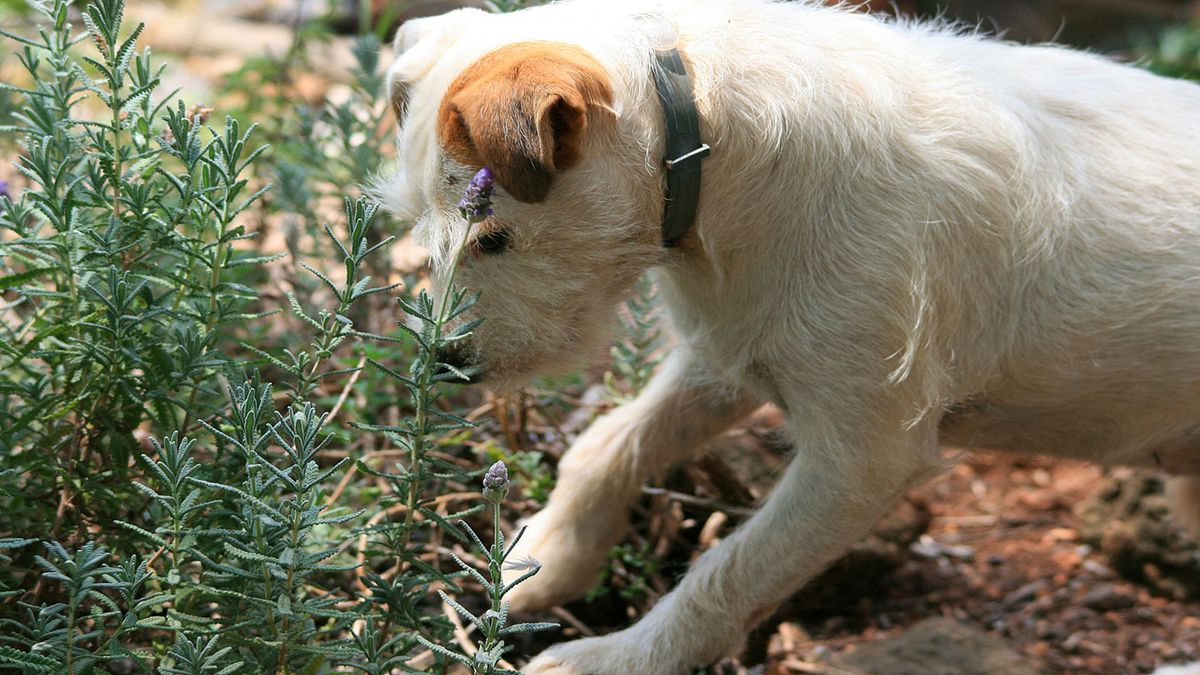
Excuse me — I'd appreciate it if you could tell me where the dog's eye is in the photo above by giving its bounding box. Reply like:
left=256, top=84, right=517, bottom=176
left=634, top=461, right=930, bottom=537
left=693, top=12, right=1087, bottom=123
left=474, top=229, right=510, bottom=255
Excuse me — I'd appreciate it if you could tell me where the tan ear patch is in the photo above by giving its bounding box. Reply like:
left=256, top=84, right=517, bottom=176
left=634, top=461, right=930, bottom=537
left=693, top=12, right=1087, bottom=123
left=437, top=41, right=614, bottom=203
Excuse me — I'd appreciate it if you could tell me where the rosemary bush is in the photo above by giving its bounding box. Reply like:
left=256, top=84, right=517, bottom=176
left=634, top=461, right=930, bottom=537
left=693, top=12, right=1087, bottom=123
left=0, top=1, right=553, bottom=672
left=0, top=0, right=268, bottom=544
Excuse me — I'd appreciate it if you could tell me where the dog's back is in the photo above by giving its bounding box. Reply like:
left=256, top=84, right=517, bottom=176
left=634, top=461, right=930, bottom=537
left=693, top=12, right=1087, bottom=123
left=634, top=1, right=1200, bottom=473
left=910, top=36, right=1200, bottom=474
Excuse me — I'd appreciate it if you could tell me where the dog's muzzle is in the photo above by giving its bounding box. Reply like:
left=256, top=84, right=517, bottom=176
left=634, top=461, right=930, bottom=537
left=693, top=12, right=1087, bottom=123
left=435, top=341, right=482, bottom=383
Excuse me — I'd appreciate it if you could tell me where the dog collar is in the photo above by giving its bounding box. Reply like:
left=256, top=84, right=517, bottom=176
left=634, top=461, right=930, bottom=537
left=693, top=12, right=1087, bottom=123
left=652, top=46, right=710, bottom=248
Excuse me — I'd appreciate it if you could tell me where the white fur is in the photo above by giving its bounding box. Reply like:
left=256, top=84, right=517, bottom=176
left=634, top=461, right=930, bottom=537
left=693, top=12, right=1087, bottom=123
left=379, top=1, right=1200, bottom=672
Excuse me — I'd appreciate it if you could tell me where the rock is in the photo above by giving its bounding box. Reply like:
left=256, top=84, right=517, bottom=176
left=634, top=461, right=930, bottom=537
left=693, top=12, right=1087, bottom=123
left=1153, top=664, right=1200, bottom=675
left=835, top=618, right=1049, bottom=675
left=910, top=534, right=976, bottom=561
left=1079, top=582, right=1137, bottom=612
left=1003, top=579, right=1049, bottom=608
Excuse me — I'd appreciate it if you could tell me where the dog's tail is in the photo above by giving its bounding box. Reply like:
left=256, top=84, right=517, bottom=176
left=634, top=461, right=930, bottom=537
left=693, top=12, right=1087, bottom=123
left=1166, top=475, right=1200, bottom=541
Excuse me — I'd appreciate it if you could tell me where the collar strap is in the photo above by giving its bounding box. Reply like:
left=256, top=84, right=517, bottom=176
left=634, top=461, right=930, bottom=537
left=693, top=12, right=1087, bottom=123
left=652, top=46, right=709, bottom=248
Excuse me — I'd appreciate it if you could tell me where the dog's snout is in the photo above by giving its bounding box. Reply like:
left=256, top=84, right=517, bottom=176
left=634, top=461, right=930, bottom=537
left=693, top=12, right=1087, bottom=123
left=435, top=341, right=481, bottom=382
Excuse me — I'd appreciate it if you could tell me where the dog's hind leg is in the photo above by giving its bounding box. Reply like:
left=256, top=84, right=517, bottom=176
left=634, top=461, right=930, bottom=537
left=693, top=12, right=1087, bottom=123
left=1167, top=475, right=1200, bottom=541
left=504, top=347, right=760, bottom=612
left=523, top=421, right=942, bottom=675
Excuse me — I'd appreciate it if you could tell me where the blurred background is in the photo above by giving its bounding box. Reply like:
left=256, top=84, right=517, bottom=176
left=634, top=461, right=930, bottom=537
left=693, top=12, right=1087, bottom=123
left=8, top=0, right=1200, bottom=118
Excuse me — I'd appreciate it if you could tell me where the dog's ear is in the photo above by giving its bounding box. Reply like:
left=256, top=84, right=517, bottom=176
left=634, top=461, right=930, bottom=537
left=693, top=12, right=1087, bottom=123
left=438, top=42, right=614, bottom=203
left=386, top=63, right=411, bottom=122
left=388, top=10, right=487, bottom=122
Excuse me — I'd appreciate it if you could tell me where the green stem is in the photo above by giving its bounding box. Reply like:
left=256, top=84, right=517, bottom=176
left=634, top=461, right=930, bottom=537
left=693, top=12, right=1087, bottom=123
left=395, top=227, right=472, bottom=568
left=490, top=502, right=502, bottom=610
left=482, top=501, right=503, bottom=674
left=65, top=598, right=77, bottom=672
left=111, top=82, right=122, bottom=223
left=295, top=298, right=353, bottom=402
left=180, top=189, right=233, bottom=433
left=278, top=493, right=303, bottom=674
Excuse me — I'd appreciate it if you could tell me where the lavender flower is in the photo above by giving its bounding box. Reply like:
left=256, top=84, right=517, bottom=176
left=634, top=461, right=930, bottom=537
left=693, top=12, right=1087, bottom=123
left=482, top=460, right=509, bottom=504
left=459, top=166, right=495, bottom=223
left=0, top=180, right=9, bottom=201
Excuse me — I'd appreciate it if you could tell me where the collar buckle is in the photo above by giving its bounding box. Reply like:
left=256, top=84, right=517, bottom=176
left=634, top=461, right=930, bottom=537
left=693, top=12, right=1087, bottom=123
left=664, top=143, right=711, bottom=169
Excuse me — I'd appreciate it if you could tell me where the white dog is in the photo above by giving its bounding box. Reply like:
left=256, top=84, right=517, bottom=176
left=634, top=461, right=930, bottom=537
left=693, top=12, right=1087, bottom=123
left=378, top=1, right=1200, bottom=672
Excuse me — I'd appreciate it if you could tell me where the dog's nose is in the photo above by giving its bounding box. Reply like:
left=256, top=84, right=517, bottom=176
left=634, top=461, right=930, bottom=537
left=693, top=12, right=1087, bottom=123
left=435, top=343, right=482, bottom=383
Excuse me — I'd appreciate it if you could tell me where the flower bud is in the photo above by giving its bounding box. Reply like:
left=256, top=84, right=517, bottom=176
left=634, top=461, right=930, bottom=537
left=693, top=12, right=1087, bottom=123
left=482, top=460, right=510, bottom=504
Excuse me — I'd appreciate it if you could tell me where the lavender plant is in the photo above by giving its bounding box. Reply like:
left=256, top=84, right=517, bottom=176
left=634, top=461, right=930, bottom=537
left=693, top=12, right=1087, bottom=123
left=420, top=461, right=557, bottom=674
left=351, top=168, right=528, bottom=671
left=0, top=2, right=377, bottom=668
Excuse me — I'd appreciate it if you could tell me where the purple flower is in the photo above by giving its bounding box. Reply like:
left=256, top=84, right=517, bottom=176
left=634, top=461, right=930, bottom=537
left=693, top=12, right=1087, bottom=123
left=482, top=459, right=510, bottom=503
left=0, top=180, right=9, bottom=201
left=458, top=167, right=495, bottom=224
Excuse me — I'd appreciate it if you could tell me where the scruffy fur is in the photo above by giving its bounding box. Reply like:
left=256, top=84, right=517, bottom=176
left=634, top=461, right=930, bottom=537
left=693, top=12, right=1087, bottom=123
left=378, top=1, right=1200, bottom=672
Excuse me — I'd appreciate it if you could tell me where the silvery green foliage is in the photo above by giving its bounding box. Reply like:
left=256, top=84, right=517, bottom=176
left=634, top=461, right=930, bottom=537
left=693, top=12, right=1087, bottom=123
left=351, top=224, right=489, bottom=671
left=0, top=1, right=555, bottom=672
left=0, top=0, right=272, bottom=541
left=160, top=634, right=243, bottom=675
left=0, top=541, right=168, bottom=672
left=607, top=273, right=664, bottom=400
left=420, top=461, right=557, bottom=675
left=186, top=389, right=364, bottom=670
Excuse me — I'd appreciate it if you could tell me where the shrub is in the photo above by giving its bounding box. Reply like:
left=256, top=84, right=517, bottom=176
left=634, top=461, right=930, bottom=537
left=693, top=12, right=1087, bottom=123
left=0, top=1, right=553, bottom=672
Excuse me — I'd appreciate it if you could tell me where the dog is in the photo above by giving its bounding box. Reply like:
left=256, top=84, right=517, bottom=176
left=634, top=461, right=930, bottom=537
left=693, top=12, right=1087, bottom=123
left=376, top=1, right=1200, bottom=672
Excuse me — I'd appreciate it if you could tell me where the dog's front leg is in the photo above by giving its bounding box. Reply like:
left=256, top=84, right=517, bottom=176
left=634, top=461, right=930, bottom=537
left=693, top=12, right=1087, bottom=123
left=504, top=347, right=759, bottom=611
left=522, top=423, right=941, bottom=675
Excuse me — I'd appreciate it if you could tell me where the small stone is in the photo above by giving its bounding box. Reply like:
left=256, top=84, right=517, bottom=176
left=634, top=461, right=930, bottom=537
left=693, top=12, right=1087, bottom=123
left=1051, top=548, right=1083, bottom=570
left=1079, top=583, right=1136, bottom=612
left=834, top=618, right=1048, bottom=674
left=1003, top=579, right=1049, bottom=608
left=1045, top=527, right=1078, bottom=542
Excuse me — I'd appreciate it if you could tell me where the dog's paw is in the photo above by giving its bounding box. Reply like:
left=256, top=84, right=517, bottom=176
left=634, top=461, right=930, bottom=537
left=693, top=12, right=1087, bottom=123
left=503, top=507, right=612, bottom=612
left=520, top=653, right=588, bottom=675
left=521, top=634, right=659, bottom=675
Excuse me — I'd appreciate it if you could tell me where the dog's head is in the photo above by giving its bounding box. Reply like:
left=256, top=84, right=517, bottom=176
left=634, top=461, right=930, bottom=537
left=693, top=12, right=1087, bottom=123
left=378, top=6, right=666, bottom=385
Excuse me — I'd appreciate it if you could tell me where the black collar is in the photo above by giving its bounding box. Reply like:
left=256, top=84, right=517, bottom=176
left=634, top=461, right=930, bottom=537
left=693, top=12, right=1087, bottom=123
left=652, top=47, right=709, bottom=248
